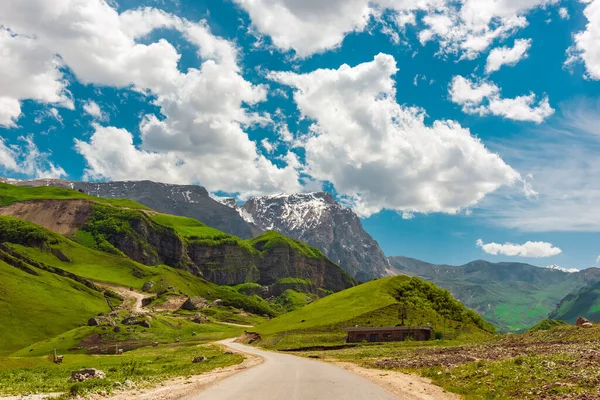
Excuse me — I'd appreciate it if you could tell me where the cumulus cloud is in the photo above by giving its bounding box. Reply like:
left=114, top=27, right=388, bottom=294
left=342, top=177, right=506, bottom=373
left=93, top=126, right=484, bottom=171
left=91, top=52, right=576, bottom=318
left=566, top=0, right=600, bottom=80
left=0, top=135, right=65, bottom=178
left=0, top=28, right=73, bottom=127
left=269, top=53, right=522, bottom=217
left=83, top=100, right=107, bottom=121
left=0, top=0, right=302, bottom=197
left=449, top=75, right=554, bottom=123
left=233, top=0, right=557, bottom=59
left=485, top=38, right=532, bottom=74
left=476, top=239, right=562, bottom=257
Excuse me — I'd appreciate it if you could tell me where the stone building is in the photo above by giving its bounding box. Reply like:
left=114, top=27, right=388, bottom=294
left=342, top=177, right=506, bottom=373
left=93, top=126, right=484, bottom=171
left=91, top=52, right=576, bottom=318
left=344, top=326, right=433, bottom=343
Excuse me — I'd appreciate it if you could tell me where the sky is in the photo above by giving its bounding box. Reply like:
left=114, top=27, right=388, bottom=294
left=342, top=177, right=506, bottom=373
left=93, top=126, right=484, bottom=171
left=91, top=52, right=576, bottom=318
left=1, top=0, right=600, bottom=270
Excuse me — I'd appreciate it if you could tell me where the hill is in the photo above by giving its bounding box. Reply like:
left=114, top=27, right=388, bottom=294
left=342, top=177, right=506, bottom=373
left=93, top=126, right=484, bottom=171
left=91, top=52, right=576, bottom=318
left=549, top=280, right=600, bottom=323
left=0, top=183, right=355, bottom=294
left=527, top=319, right=568, bottom=332
left=254, top=276, right=495, bottom=350
left=389, top=256, right=600, bottom=332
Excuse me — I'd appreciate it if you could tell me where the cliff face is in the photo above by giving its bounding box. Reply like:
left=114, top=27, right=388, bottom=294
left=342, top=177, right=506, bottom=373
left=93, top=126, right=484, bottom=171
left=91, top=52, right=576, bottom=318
left=240, top=192, right=389, bottom=281
left=0, top=198, right=353, bottom=292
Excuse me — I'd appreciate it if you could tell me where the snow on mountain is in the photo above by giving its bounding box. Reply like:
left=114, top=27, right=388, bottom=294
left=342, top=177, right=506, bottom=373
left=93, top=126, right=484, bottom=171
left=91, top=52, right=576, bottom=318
left=546, top=264, right=579, bottom=273
left=240, top=192, right=389, bottom=281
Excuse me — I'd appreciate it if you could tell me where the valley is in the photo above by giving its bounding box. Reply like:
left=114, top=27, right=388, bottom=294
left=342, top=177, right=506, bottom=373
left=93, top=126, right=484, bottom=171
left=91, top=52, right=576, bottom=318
left=1, top=180, right=599, bottom=400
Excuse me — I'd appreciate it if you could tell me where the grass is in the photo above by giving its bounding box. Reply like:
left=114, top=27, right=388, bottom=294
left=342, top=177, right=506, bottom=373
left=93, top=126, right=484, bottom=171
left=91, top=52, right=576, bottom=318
left=528, top=318, right=568, bottom=332
left=0, top=259, right=109, bottom=355
left=0, top=183, right=148, bottom=210
left=249, top=231, right=327, bottom=260
left=0, top=343, right=243, bottom=397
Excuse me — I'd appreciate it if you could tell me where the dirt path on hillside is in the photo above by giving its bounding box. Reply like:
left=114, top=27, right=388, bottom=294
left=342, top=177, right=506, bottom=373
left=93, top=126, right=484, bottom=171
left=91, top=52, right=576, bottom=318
left=333, top=362, right=461, bottom=400
left=214, top=321, right=254, bottom=328
left=95, top=282, right=151, bottom=313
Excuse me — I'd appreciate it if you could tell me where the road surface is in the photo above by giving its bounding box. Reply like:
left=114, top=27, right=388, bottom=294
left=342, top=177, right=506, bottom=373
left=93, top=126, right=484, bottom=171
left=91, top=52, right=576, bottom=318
left=188, top=339, right=397, bottom=400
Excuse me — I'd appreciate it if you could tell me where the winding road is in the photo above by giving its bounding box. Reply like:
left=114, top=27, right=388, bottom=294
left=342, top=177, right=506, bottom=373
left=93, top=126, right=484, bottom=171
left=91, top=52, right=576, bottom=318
left=188, top=339, right=397, bottom=400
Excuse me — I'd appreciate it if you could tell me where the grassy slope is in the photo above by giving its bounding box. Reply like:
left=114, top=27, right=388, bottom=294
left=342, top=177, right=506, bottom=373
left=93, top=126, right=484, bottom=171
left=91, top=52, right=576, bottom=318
left=550, top=280, right=600, bottom=323
left=0, top=182, right=148, bottom=209
left=248, top=230, right=328, bottom=260
left=528, top=318, right=568, bottom=332
left=0, top=259, right=109, bottom=355
left=255, top=276, right=494, bottom=349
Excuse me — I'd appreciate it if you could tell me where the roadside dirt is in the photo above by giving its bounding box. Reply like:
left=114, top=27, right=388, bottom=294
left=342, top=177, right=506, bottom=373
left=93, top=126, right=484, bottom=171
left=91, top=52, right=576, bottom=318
left=97, top=344, right=263, bottom=400
left=334, top=362, right=461, bottom=400
left=0, top=199, right=92, bottom=235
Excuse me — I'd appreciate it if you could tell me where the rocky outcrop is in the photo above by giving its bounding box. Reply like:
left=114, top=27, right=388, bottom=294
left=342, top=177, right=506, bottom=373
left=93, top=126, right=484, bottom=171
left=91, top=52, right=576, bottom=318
left=187, top=243, right=260, bottom=285
left=576, top=316, right=590, bottom=326
left=70, top=368, right=105, bottom=382
left=240, top=193, right=389, bottom=281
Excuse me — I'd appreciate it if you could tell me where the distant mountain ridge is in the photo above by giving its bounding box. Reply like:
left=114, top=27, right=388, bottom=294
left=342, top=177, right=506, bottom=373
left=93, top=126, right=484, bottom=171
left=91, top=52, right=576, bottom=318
left=388, top=256, right=600, bottom=332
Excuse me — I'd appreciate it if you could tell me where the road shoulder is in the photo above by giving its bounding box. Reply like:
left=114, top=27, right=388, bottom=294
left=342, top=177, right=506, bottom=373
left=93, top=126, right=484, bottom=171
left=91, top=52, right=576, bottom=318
left=333, top=361, right=461, bottom=400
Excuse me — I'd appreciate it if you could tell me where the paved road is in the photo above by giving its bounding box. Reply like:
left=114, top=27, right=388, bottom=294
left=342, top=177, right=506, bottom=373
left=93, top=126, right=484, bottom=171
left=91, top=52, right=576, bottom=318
left=190, top=339, right=398, bottom=400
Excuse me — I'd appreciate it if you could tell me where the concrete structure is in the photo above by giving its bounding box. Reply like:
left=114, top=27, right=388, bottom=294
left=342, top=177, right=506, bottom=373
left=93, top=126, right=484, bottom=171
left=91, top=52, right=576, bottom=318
left=344, top=326, right=433, bottom=343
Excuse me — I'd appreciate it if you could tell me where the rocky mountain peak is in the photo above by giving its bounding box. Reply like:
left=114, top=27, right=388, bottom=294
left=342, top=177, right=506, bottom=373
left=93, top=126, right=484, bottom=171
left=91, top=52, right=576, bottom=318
left=239, top=192, right=389, bottom=281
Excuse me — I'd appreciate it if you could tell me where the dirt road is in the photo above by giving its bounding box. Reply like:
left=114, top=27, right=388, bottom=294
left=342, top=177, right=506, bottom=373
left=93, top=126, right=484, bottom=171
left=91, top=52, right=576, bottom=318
left=187, top=339, right=396, bottom=400
left=94, top=282, right=150, bottom=313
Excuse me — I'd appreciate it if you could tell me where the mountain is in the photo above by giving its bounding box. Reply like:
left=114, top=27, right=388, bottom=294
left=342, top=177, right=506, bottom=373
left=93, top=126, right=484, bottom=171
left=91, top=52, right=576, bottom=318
left=0, top=182, right=355, bottom=292
left=388, top=256, right=600, bottom=332
left=0, top=178, right=260, bottom=239
left=235, top=192, right=390, bottom=281
left=549, top=280, right=600, bottom=324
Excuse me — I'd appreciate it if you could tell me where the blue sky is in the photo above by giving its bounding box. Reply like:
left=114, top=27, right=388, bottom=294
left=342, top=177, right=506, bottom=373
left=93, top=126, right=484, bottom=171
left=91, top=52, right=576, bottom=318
left=1, top=0, right=600, bottom=270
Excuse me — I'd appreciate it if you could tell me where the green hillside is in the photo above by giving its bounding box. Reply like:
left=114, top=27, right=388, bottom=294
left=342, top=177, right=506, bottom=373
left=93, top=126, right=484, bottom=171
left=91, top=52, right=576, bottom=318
left=389, top=256, right=600, bottom=332
left=0, top=257, right=109, bottom=355
left=255, top=276, right=495, bottom=349
left=528, top=319, right=568, bottom=332
left=0, top=182, right=147, bottom=209
left=549, top=280, right=600, bottom=323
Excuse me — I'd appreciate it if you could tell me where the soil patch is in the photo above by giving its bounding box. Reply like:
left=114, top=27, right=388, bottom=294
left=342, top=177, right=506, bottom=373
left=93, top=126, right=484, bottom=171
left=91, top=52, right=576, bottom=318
left=0, top=200, right=93, bottom=235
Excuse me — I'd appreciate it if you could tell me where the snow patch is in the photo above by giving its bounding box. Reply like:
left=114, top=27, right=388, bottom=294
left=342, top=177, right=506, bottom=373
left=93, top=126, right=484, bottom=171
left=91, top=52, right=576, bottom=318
left=546, top=264, right=579, bottom=273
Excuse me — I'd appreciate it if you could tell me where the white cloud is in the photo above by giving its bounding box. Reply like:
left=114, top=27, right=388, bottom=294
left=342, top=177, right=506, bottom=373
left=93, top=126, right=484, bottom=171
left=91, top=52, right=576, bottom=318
left=269, top=54, right=522, bottom=217
left=0, top=28, right=73, bottom=127
left=83, top=100, right=107, bottom=121
left=233, top=0, right=555, bottom=59
left=476, top=239, right=562, bottom=257
left=0, top=0, right=302, bottom=198
left=566, top=0, right=600, bottom=80
left=232, top=0, right=372, bottom=57
left=261, top=138, right=275, bottom=153
left=0, top=135, right=65, bottom=178
left=596, top=255, right=600, bottom=263
left=449, top=75, right=555, bottom=123
left=558, top=7, right=570, bottom=20
left=485, top=38, right=532, bottom=74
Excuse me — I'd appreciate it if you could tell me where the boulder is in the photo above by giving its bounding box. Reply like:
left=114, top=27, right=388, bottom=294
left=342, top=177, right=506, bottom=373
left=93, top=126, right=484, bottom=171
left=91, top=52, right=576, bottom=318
left=235, top=331, right=262, bottom=344
left=582, top=322, right=593, bottom=328
left=140, top=320, right=151, bottom=329
left=192, top=356, right=206, bottom=363
left=113, top=326, right=122, bottom=333
left=181, top=297, right=209, bottom=311
left=576, top=316, right=590, bottom=326
left=191, top=313, right=209, bottom=324
left=142, top=281, right=156, bottom=292
left=88, top=316, right=115, bottom=327
left=211, top=299, right=224, bottom=307
left=70, top=368, right=106, bottom=382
